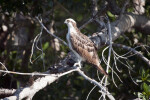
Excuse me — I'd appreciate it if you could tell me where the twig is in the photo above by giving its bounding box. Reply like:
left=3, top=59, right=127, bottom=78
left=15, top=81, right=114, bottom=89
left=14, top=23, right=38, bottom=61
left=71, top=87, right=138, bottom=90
left=30, top=33, right=41, bottom=64
left=112, top=43, right=150, bottom=67
left=106, top=16, right=112, bottom=72
left=36, top=17, right=68, bottom=46
left=30, top=17, right=44, bottom=64
left=114, top=52, right=133, bottom=71
left=128, top=69, right=138, bottom=85
left=116, top=0, right=129, bottom=26
left=113, top=48, right=134, bottom=71
left=0, top=62, right=8, bottom=76
left=79, top=1, right=108, bottom=30
left=76, top=68, right=115, bottom=100
left=3, top=67, right=78, bottom=100
left=111, top=63, right=118, bottom=88
left=35, top=23, right=45, bottom=68
left=113, top=54, right=122, bottom=72
left=0, top=70, right=50, bottom=76
left=55, top=0, right=74, bottom=17
left=102, top=46, right=123, bottom=83
left=35, top=27, right=43, bottom=52
left=142, top=45, right=150, bottom=54
left=0, top=67, right=77, bottom=77
left=86, top=85, right=97, bottom=100
left=79, top=18, right=94, bottom=30
left=103, top=15, right=112, bottom=99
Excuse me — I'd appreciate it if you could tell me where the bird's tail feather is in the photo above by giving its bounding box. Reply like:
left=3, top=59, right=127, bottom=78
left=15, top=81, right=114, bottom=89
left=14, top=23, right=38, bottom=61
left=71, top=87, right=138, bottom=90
left=96, top=65, right=108, bottom=76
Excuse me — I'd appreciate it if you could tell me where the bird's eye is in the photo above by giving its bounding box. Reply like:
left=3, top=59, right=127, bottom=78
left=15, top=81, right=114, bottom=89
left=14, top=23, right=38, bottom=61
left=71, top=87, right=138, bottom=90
left=67, top=20, right=70, bottom=23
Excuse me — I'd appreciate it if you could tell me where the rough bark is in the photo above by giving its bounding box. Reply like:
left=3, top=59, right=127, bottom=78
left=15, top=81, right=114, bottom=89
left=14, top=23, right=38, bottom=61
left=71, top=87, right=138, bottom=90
left=90, top=13, right=150, bottom=49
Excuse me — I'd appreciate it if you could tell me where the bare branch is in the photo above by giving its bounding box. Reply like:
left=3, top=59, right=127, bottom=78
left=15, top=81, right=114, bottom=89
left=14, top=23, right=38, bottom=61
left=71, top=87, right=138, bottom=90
left=0, top=70, right=52, bottom=76
left=79, top=18, right=93, bottom=30
left=112, top=43, right=150, bottom=67
left=1, top=65, right=116, bottom=100
left=91, top=13, right=150, bottom=48
left=79, top=1, right=108, bottom=30
left=103, top=16, right=112, bottom=99
left=2, top=67, right=78, bottom=100
left=106, top=0, right=121, bottom=15
left=36, top=17, right=68, bottom=46
left=54, top=0, right=74, bottom=17
left=0, top=62, right=8, bottom=76
left=0, top=89, right=16, bottom=98
left=76, top=68, right=115, bottom=100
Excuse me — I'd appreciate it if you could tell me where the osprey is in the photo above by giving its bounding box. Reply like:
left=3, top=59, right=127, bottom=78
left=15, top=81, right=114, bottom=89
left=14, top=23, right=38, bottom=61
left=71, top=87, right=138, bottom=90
left=64, top=18, right=108, bottom=76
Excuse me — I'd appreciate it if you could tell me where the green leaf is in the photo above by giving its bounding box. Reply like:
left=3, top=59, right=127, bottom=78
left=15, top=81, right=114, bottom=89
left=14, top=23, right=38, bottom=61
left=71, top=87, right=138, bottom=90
left=143, top=83, right=150, bottom=96
left=147, top=77, right=150, bottom=83
left=107, top=11, right=115, bottom=18
left=141, top=68, right=149, bottom=81
left=43, top=42, right=49, bottom=50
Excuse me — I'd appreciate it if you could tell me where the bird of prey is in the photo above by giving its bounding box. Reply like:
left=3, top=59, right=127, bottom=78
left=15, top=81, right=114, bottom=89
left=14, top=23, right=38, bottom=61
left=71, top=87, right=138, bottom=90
left=64, top=18, right=108, bottom=76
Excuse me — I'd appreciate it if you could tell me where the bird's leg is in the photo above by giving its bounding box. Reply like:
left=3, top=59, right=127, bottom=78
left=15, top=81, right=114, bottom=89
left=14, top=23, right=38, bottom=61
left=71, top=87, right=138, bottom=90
left=73, top=60, right=82, bottom=68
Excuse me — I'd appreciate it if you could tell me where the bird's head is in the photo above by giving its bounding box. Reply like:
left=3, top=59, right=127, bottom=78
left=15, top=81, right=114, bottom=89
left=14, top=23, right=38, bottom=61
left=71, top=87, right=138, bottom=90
left=64, top=18, right=77, bottom=28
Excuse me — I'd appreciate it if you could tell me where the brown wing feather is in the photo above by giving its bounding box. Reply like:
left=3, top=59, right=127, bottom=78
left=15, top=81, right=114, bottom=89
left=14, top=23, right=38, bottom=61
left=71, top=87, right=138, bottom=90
left=70, top=32, right=108, bottom=76
left=70, top=33, right=99, bottom=65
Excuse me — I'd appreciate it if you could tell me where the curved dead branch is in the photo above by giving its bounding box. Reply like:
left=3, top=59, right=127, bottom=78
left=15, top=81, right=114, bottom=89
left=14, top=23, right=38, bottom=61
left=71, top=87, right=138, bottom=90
left=112, top=43, right=150, bottom=67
